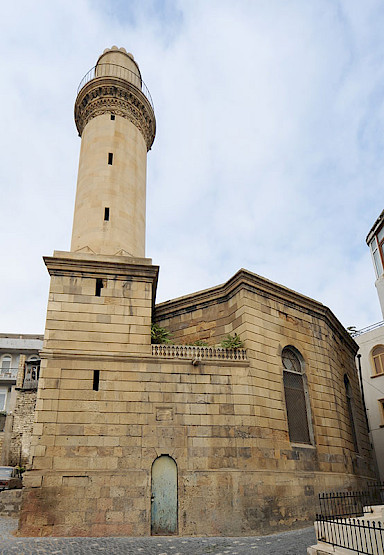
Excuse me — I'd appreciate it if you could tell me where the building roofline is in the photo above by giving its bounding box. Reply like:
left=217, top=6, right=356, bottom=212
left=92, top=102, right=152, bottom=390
left=366, top=209, right=384, bottom=245
left=0, top=333, right=44, bottom=340
left=155, top=268, right=357, bottom=352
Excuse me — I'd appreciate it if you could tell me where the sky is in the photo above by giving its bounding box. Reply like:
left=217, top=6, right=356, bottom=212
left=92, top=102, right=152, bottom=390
left=1, top=0, right=384, bottom=334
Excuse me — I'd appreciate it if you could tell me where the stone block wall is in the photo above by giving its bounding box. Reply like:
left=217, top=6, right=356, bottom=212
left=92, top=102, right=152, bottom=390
left=9, top=390, right=37, bottom=466
left=18, top=268, right=376, bottom=537
left=0, top=489, right=22, bottom=517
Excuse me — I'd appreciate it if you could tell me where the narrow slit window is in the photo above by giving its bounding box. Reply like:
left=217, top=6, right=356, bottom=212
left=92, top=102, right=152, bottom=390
left=93, top=370, right=100, bottom=391
left=104, top=207, right=110, bottom=221
left=110, top=114, right=115, bottom=120
left=95, top=278, right=103, bottom=297
left=108, top=152, right=113, bottom=165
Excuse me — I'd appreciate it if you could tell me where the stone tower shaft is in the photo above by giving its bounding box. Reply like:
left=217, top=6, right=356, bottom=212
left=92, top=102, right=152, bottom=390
left=71, top=47, right=156, bottom=257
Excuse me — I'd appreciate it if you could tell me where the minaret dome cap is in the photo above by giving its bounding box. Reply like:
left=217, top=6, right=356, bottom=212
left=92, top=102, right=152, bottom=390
left=96, top=46, right=142, bottom=80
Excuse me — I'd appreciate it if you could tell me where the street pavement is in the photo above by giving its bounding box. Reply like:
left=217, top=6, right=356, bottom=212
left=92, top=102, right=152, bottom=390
left=0, top=517, right=316, bottom=554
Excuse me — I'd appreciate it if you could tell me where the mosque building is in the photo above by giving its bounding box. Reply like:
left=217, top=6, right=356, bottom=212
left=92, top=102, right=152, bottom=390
left=18, top=47, right=376, bottom=537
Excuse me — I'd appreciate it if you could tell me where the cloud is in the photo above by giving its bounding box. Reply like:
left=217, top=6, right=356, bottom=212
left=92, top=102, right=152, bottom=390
left=0, top=0, right=383, bottom=334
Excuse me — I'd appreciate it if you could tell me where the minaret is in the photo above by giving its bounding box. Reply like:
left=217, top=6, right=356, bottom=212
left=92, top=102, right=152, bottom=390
left=19, top=48, right=159, bottom=537
left=366, top=209, right=384, bottom=318
left=71, top=46, right=155, bottom=256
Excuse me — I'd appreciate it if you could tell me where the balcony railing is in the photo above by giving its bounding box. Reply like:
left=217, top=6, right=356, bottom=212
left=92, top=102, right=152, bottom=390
left=152, top=344, right=247, bottom=361
left=0, top=367, right=18, bottom=380
left=77, top=63, right=154, bottom=110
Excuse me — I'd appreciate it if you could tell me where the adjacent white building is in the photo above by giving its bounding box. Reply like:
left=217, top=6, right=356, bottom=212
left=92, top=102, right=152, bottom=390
left=354, top=210, right=384, bottom=481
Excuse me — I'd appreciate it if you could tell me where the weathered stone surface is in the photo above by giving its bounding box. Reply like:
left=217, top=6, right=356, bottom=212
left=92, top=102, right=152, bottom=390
left=18, top=269, right=377, bottom=537
left=0, top=490, right=22, bottom=517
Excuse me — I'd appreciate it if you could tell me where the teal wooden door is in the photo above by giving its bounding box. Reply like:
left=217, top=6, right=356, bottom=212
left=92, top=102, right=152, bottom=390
left=151, top=456, right=178, bottom=535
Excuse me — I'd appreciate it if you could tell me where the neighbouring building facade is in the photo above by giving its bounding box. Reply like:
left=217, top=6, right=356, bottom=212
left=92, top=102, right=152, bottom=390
left=18, top=47, right=377, bottom=537
left=354, top=209, right=384, bottom=481
left=0, top=334, right=43, bottom=466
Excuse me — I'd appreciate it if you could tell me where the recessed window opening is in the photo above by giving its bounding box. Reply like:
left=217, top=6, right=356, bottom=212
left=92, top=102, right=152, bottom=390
left=104, top=207, right=110, bottom=221
left=108, top=152, right=113, bottom=165
left=282, top=346, right=312, bottom=444
left=95, top=278, right=103, bottom=297
left=93, top=370, right=100, bottom=391
left=344, top=374, right=359, bottom=452
left=110, top=114, right=115, bottom=120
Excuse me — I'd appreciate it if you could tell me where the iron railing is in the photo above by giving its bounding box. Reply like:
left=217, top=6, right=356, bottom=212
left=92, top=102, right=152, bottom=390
left=351, top=320, right=384, bottom=338
left=77, top=63, right=154, bottom=110
left=0, top=367, right=19, bottom=379
left=316, top=515, right=384, bottom=555
left=319, top=484, right=384, bottom=518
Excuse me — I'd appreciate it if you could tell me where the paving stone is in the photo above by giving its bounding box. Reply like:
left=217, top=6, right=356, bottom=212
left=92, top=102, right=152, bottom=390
left=0, top=517, right=315, bottom=554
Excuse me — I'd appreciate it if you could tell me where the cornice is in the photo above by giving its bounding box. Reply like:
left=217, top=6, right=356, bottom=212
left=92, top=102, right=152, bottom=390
left=154, top=268, right=357, bottom=353
left=74, top=76, right=156, bottom=150
left=44, top=253, right=159, bottom=306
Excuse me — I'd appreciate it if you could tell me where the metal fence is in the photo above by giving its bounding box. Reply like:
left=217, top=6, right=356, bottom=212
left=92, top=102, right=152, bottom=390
left=316, top=484, right=384, bottom=554
left=316, top=515, right=384, bottom=555
left=319, top=484, right=384, bottom=518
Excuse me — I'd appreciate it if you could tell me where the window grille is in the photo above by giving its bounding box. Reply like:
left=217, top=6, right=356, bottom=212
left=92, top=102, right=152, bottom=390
left=282, top=347, right=311, bottom=444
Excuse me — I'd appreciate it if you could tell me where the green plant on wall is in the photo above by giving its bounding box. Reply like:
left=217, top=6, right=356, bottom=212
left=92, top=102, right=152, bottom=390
left=189, top=340, right=209, bottom=347
left=220, top=333, right=244, bottom=350
left=346, top=326, right=357, bottom=336
left=151, top=323, right=173, bottom=344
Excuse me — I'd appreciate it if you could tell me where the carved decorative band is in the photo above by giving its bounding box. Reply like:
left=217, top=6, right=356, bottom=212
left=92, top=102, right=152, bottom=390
left=152, top=344, right=247, bottom=361
left=75, top=79, right=156, bottom=150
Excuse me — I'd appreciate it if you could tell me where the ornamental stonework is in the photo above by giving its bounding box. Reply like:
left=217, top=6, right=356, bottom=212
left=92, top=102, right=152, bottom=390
left=75, top=81, right=156, bottom=150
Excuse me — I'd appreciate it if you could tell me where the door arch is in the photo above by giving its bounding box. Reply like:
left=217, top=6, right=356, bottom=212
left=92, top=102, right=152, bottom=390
left=151, top=455, right=178, bottom=535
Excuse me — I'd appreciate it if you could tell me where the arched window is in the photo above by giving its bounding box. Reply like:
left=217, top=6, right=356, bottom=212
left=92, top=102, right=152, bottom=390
left=344, top=375, right=359, bottom=452
left=372, top=345, right=384, bottom=376
left=282, top=346, right=312, bottom=444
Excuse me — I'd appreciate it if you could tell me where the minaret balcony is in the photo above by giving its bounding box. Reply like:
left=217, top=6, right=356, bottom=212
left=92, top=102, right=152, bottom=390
left=77, top=62, right=154, bottom=110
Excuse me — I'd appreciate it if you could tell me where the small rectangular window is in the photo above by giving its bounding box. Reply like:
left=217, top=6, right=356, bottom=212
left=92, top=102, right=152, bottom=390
left=95, top=278, right=103, bottom=297
left=108, top=153, right=113, bottom=165
left=93, top=370, right=100, bottom=391
left=110, top=114, right=115, bottom=121
left=104, top=207, right=110, bottom=221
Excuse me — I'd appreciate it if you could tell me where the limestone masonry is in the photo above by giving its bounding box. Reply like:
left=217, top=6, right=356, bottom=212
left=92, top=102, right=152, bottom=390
left=18, top=47, right=377, bottom=537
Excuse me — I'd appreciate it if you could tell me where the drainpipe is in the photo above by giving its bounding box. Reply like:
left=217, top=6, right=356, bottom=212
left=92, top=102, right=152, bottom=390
left=356, top=354, right=369, bottom=431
